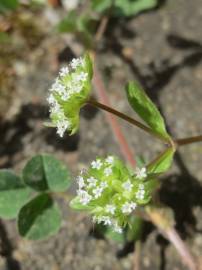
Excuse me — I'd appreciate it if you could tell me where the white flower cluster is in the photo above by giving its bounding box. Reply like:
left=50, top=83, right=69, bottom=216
left=73, top=156, right=149, bottom=233
left=47, top=57, right=88, bottom=137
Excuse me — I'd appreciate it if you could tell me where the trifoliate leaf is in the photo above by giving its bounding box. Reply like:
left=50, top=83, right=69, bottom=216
left=18, top=193, right=61, bottom=240
left=23, top=154, right=71, bottom=192
left=0, top=170, right=31, bottom=219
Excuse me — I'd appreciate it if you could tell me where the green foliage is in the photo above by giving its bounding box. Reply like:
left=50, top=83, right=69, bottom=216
left=126, top=81, right=171, bottom=140
left=0, top=0, right=19, bottom=13
left=57, top=11, right=97, bottom=48
left=126, top=216, right=143, bottom=241
left=0, top=154, right=71, bottom=240
left=91, top=0, right=158, bottom=17
left=94, top=215, right=143, bottom=243
left=23, top=154, right=70, bottom=192
left=103, top=225, right=126, bottom=243
left=0, top=170, right=31, bottom=219
left=147, top=148, right=175, bottom=174
left=18, top=193, right=61, bottom=240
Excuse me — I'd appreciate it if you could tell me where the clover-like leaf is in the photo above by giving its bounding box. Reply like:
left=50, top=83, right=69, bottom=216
left=0, top=170, right=31, bottom=219
left=23, top=154, right=70, bottom=192
left=18, top=193, right=61, bottom=240
left=126, top=81, right=170, bottom=140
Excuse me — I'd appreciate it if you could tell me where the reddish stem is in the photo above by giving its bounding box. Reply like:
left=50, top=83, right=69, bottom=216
left=92, top=64, right=136, bottom=168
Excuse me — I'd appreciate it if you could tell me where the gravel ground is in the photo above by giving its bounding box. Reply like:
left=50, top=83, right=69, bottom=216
left=0, top=0, right=202, bottom=269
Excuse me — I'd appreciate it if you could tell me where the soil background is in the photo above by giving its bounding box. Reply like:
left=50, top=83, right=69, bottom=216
left=0, top=0, right=202, bottom=269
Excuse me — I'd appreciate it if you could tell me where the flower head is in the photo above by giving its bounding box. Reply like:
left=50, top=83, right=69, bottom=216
left=135, top=167, right=147, bottom=179
left=70, top=155, right=157, bottom=233
left=46, top=53, right=93, bottom=137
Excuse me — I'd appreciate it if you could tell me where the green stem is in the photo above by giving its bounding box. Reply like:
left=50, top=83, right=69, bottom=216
left=175, top=135, right=202, bottom=146
left=87, top=99, right=170, bottom=144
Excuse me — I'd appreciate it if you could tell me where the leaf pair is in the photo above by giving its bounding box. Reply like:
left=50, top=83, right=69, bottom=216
left=0, top=154, right=71, bottom=240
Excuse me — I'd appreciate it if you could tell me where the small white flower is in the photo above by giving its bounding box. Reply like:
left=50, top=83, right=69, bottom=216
left=100, top=181, right=107, bottom=188
left=92, top=186, right=103, bottom=198
left=113, top=222, right=123, bottom=233
left=122, top=180, right=133, bottom=192
left=70, top=57, right=84, bottom=69
left=135, top=167, right=147, bottom=179
left=61, top=90, right=71, bottom=101
left=56, top=119, right=70, bottom=137
left=77, top=176, right=85, bottom=189
left=72, top=84, right=82, bottom=94
left=121, top=202, right=136, bottom=214
left=87, top=177, right=97, bottom=187
left=139, top=184, right=144, bottom=190
left=74, top=72, right=88, bottom=82
left=106, top=156, right=114, bottom=164
left=49, top=101, right=61, bottom=114
left=52, top=81, right=66, bottom=95
left=136, top=188, right=145, bottom=200
left=59, top=66, right=69, bottom=77
left=106, top=204, right=116, bottom=215
left=47, top=94, right=56, bottom=104
left=104, top=167, right=112, bottom=176
left=78, top=190, right=92, bottom=205
left=98, top=216, right=112, bottom=226
left=91, top=160, right=102, bottom=170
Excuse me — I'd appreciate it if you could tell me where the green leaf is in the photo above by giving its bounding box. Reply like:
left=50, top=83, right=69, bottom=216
left=57, top=11, right=78, bottom=33
left=147, top=148, right=175, bottom=174
left=127, top=216, right=143, bottom=241
left=91, top=0, right=158, bottom=17
left=23, top=154, right=70, bottom=192
left=0, top=0, right=18, bottom=12
left=114, top=0, right=157, bottom=17
left=0, top=170, right=31, bottom=219
left=126, top=81, right=170, bottom=140
left=104, top=226, right=125, bottom=243
left=18, top=193, right=61, bottom=240
left=58, top=12, right=96, bottom=48
left=91, top=0, right=112, bottom=13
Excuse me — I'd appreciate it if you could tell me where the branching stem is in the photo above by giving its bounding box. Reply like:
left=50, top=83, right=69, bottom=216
left=87, top=99, right=170, bottom=144
left=175, top=135, right=202, bottom=146
left=87, top=99, right=202, bottom=149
